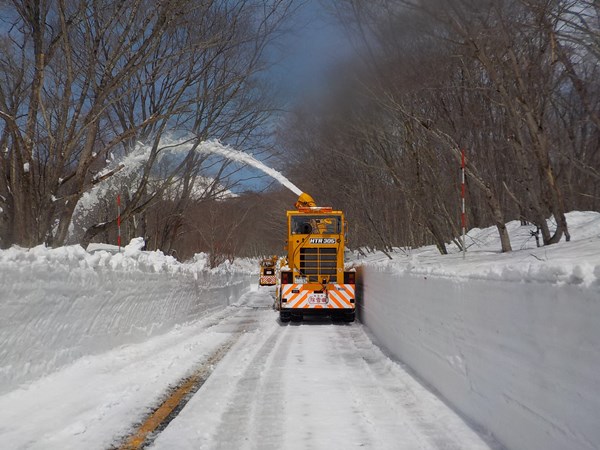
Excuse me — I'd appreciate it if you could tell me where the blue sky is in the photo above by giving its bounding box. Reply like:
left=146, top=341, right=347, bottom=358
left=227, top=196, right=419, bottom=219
left=265, top=0, right=354, bottom=106
left=226, top=0, right=355, bottom=193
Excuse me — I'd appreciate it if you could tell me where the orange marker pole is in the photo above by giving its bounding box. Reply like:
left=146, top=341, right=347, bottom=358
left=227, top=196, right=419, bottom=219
left=461, top=149, right=466, bottom=259
left=117, top=194, right=121, bottom=251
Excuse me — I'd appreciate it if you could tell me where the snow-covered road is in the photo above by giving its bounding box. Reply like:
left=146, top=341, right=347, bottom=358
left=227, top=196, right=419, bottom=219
left=0, top=287, right=501, bottom=450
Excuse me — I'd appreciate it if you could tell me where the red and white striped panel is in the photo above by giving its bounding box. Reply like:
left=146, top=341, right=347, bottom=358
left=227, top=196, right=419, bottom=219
left=280, top=284, right=355, bottom=309
left=280, top=284, right=306, bottom=308
left=260, top=275, right=277, bottom=285
left=328, top=284, right=355, bottom=309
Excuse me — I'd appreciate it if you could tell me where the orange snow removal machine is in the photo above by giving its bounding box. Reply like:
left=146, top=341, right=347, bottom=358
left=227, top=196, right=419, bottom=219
left=259, top=256, right=278, bottom=286
left=276, top=193, right=356, bottom=322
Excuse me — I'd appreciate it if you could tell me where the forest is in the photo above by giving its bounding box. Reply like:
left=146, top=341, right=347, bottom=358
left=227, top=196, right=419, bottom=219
left=1, top=0, right=599, bottom=263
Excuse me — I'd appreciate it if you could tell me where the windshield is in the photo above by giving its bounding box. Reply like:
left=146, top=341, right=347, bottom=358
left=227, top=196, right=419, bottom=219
left=291, top=215, right=341, bottom=235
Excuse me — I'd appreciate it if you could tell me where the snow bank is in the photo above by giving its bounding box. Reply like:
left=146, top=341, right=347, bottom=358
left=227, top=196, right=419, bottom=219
left=353, top=211, right=600, bottom=287
left=355, top=211, right=600, bottom=450
left=0, top=239, right=257, bottom=395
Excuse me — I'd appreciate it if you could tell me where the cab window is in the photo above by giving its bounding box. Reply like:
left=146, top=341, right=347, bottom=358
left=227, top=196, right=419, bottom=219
left=291, top=215, right=341, bottom=234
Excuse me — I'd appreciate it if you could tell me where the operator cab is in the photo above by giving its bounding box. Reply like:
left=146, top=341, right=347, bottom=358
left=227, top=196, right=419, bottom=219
left=291, top=215, right=341, bottom=235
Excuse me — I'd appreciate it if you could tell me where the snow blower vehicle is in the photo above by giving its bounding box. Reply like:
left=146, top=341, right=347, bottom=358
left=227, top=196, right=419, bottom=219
left=259, top=256, right=278, bottom=286
left=276, top=193, right=356, bottom=322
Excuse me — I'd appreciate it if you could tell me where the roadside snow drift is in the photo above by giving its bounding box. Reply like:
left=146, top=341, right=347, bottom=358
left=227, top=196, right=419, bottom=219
left=0, top=239, right=256, bottom=395
left=355, top=211, right=600, bottom=450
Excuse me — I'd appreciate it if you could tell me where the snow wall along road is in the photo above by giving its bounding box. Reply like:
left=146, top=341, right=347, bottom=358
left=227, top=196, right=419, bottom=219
left=0, top=240, right=255, bottom=395
left=357, top=265, right=600, bottom=450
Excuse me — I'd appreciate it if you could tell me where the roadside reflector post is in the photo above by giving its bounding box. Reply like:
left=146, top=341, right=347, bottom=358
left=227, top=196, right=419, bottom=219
left=461, top=149, right=466, bottom=260
left=117, top=194, right=121, bottom=252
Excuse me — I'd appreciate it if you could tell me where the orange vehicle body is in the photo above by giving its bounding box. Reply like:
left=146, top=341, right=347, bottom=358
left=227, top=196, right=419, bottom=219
left=276, top=193, right=355, bottom=322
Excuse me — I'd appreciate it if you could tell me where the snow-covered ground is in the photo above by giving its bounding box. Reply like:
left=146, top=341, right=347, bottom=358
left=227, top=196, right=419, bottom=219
left=151, top=290, right=499, bottom=450
left=352, top=211, right=600, bottom=286
left=0, top=212, right=598, bottom=450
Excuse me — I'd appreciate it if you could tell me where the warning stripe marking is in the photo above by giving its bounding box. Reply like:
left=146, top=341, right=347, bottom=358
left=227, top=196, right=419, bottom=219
left=282, top=284, right=297, bottom=298
left=329, top=284, right=354, bottom=308
left=328, top=296, right=343, bottom=309
left=288, top=290, right=309, bottom=308
left=259, top=275, right=277, bottom=285
left=280, top=284, right=355, bottom=309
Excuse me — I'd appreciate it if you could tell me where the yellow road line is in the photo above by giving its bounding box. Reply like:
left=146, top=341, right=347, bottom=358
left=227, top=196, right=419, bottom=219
left=118, top=333, right=242, bottom=449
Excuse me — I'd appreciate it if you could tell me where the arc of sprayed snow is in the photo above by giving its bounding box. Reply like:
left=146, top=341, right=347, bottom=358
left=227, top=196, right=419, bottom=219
left=198, top=140, right=303, bottom=196
left=75, top=137, right=303, bottom=220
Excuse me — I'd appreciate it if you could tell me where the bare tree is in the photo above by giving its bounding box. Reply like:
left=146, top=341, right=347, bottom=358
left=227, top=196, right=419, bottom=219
left=277, top=0, right=599, bottom=255
left=0, top=0, right=293, bottom=250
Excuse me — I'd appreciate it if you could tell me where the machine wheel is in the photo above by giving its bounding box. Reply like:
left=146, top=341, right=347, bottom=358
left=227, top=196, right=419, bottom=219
left=280, top=311, right=291, bottom=322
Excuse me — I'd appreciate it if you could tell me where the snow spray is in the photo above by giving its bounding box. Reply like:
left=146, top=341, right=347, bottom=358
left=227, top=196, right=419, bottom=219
left=72, top=136, right=303, bottom=244
left=78, top=136, right=302, bottom=219
left=197, top=140, right=303, bottom=196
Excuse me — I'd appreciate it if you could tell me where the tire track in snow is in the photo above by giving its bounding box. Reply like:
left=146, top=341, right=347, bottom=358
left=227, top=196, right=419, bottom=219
left=147, top=293, right=281, bottom=449
left=147, top=287, right=500, bottom=450
left=116, top=302, right=266, bottom=449
left=117, top=334, right=245, bottom=449
left=251, top=325, right=292, bottom=449
left=336, top=324, right=501, bottom=449
left=279, top=322, right=374, bottom=449
left=333, top=324, right=436, bottom=449
left=211, top=320, right=286, bottom=450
